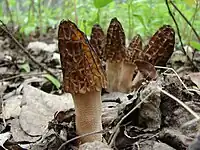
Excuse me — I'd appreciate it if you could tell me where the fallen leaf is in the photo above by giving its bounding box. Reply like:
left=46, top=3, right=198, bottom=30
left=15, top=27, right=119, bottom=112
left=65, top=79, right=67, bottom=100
left=19, top=85, right=74, bottom=136
left=188, top=72, right=200, bottom=88
left=3, top=95, right=22, bottom=119
left=10, top=119, right=40, bottom=142
left=0, top=132, right=11, bottom=149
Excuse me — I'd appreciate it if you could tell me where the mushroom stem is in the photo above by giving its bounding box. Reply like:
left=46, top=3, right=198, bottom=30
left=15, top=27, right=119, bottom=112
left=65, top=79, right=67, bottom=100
left=131, top=71, right=144, bottom=89
left=72, top=91, right=102, bottom=143
left=106, top=61, right=123, bottom=92
left=119, top=62, right=136, bottom=93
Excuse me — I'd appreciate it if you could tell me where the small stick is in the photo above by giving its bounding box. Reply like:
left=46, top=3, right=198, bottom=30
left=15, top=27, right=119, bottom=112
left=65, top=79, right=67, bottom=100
left=0, top=20, right=57, bottom=78
left=158, top=87, right=200, bottom=120
left=108, top=90, right=155, bottom=146
left=0, top=70, right=61, bottom=82
left=58, top=130, right=108, bottom=150
left=155, top=66, right=188, bottom=90
left=169, top=0, right=200, bottom=42
left=165, top=0, right=199, bottom=71
left=155, top=66, right=200, bottom=94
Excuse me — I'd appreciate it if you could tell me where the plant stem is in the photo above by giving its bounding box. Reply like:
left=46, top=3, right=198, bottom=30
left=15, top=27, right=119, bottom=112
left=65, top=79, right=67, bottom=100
left=74, top=0, right=78, bottom=25
left=4, top=0, right=14, bottom=29
left=169, top=0, right=200, bottom=42
left=38, top=0, right=42, bottom=35
left=97, top=8, right=101, bottom=24
left=128, top=3, right=131, bottom=40
left=83, top=20, right=87, bottom=34
left=165, top=0, right=199, bottom=71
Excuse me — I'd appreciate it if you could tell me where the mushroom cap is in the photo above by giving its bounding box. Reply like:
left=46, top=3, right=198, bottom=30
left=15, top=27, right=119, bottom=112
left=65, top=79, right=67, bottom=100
left=89, top=24, right=105, bottom=59
left=104, top=17, right=126, bottom=62
left=125, top=34, right=143, bottom=64
left=135, top=60, right=157, bottom=80
left=143, top=25, right=175, bottom=66
left=58, top=20, right=107, bottom=94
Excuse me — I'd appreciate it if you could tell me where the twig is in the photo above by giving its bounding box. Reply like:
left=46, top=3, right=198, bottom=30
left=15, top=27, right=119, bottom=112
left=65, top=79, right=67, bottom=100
left=155, top=66, right=200, bottom=94
left=0, top=70, right=61, bottom=82
left=155, top=66, right=188, bottom=90
left=181, top=117, right=200, bottom=128
left=169, top=0, right=200, bottom=42
left=108, top=90, right=154, bottom=146
left=58, top=129, right=108, bottom=150
left=165, top=0, right=199, bottom=71
left=157, top=87, right=200, bottom=120
left=0, top=21, right=57, bottom=78
left=138, top=132, right=160, bottom=144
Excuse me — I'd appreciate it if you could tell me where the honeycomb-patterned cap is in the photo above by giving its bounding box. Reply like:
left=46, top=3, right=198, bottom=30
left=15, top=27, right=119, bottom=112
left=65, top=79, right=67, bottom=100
left=58, top=20, right=107, bottom=94
left=89, top=24, right=105, bottom=59
left=143, top=25, right=175, bottom=66
left=125, top=34, right=143, bottom=64
left=104, top=17, right=126, bottom=62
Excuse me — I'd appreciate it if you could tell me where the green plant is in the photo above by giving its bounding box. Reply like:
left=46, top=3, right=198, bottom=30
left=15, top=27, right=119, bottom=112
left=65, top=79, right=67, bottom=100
left=44, top=74, right=61, bottom=90
left=0, top=0, right=199, bottom=43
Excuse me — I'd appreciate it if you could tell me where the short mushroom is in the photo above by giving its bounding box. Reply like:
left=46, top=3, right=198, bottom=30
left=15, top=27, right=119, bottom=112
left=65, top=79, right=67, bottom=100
left=132, top=60, right=157, bottom=90
left=143, top=25, right=175, bottom=66
left=132, top=25, right=175, bottom=90
left=58, top=20, right=107, bottom=143
left=119, top=34, right=143, bottom=93
left=104, top=18, right=126, bottom=92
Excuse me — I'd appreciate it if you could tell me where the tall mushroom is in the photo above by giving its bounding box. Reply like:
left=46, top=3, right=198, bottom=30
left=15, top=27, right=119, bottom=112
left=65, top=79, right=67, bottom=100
left=104, top=17, right=126, bottom=92
left=58, top=20, right=107, bottom=143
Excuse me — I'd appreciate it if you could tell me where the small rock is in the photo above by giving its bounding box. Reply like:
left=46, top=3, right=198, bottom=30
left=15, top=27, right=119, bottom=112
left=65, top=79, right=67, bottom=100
left=27, top=41, right=48, bottom=54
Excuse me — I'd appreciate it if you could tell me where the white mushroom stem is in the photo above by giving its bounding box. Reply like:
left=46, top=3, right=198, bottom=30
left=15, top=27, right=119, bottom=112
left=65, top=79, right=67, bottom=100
left=106, top=61, right=123, bottom=92
left=119, top=62, right=137, bottom=93
left=132, top=71, right=144, bottom=85
left=131, top=71, right=145, bottom=90
left=72, top=91, right=102, bottom=143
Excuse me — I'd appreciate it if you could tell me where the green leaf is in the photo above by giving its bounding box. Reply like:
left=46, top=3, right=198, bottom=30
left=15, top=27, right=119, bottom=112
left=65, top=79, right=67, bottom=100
left=44, top=74, right=61, bottom=89
left=18, top=62, right=30, bottom=72
left=190, top=41, right=200, bottom=51
left=93, top=0, right=113, bottom=8
left=132, top=14, right=147, bottom=30
left=8, top=0, right=16, bottom=7
left=183, top=0, right=196, bottom=6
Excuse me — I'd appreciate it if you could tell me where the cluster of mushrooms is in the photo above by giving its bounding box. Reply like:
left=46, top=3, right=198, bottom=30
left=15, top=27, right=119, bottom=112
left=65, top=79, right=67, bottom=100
left=58, top=18, right=175, bottom=144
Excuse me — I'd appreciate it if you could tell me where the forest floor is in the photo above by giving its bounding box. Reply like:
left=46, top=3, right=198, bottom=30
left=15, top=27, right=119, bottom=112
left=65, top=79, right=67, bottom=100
left=0, top=26, right=200, bottom=150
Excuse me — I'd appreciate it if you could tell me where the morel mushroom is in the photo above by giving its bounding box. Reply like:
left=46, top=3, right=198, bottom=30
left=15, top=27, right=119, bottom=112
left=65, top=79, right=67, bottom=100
left=143, top=25, right=175, bottom=66
left=132, top=60, right=157, bottom=90
left=131, top=25, right=175, bottom=90
left=58, top=20, right=107, bottom=143
left=119, top=34, right=143, bottom=93
left=104, top=17, right=126, bottom=92
left=90, top=24, right=105, bottom=60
